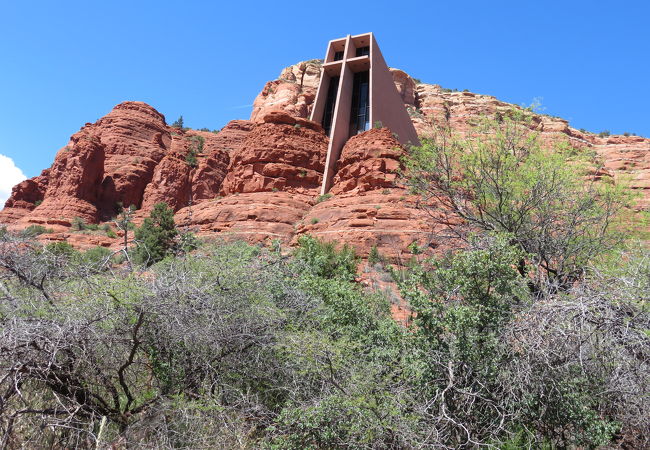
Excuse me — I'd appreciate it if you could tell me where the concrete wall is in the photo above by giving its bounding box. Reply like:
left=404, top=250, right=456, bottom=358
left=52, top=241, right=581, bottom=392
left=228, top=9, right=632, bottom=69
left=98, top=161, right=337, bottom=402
left=312, top=33, right=420, bottom=194
left=369, top=34, right=420, bottom=147
left=321, top=35, right=353, bottom=194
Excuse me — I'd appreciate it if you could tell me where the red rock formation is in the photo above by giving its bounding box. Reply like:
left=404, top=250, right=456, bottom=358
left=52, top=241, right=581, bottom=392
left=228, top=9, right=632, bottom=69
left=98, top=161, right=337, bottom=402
left=330, top=128, right=403, bottom=194
left=4, top=131, right=105, bottom=230
left=191, top=121, right=253, bottom=202
left=94, top=101, right=172, bottom=216
left=594, top=135, right=650, bottom=210
left=252, top=63, right=650, bottom=212
left=36, top=132, right=104, bottom=221
left=1, top=61, right=648, bottom=257
left=250, top=60, right=321, bottom=122
left=296, top=189, right=438, bottom=260
left=390, top=68, right=417, bottom=106
left=220, top=111, right=327, bottom=195
left=0, top=170, right=49, bottom=222
left=175, top=192, right=313, bottom=243
left=0, top=103, right=257, bottom=231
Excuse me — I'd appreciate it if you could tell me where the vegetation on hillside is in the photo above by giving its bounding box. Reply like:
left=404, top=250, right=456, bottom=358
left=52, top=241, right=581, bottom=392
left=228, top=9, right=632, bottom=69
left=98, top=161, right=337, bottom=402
left=0, top=111, right=648, bottom=448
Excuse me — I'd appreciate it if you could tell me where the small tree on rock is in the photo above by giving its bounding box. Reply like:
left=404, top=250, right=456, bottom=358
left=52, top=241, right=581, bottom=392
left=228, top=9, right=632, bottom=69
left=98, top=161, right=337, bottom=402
left=133, top=202, right=178, bottom=266
left=171, top=115, right=184, bottom=129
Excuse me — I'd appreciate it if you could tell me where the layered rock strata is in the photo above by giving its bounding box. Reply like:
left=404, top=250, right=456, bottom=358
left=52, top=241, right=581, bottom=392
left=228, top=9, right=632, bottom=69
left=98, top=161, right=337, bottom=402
left=2, top=61, right=648, bottom=256
left=251, top=62, right=650, bottom=211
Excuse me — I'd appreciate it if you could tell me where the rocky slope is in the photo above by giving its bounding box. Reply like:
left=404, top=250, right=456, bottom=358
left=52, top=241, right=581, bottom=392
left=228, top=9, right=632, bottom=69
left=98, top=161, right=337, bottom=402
left=1, top=61, right=648, bottom=255
left=252, top=61, right=650, bottom=211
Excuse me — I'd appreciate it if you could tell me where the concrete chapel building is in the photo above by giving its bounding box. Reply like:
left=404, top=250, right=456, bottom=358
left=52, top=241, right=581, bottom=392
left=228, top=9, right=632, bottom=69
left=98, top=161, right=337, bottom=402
left=311, top=32, right=420, bottom=194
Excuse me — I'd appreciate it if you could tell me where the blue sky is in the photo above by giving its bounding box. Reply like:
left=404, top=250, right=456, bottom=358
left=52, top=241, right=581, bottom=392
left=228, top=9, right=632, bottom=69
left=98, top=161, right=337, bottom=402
left=0, top=0, right=648, bottom=185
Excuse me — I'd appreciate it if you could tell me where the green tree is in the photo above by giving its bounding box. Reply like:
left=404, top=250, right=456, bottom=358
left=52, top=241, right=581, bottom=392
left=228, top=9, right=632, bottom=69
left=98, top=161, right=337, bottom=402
left=185, top=135, right=203, bottom=167
left=171, top=115, right=184, bottom=129
left=132, top=202, right=178, bottom=266
left=113, top=204, right=136, bottom=268
left=404, top=109, right=630, bottom=291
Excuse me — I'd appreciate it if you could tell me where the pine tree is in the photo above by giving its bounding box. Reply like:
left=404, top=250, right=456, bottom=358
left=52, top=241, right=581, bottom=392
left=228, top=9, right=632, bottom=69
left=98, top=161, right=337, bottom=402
left=171, top=115, right=184, bottom=129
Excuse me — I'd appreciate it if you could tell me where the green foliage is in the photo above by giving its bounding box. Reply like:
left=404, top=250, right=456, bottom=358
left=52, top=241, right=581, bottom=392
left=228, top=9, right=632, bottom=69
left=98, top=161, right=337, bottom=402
left=82, top=246, right=112, bottom=266
left=171, top=115, right=184, bottom=129
left=0, top=231, right=646, bottom=448
left=177, top=231, right=200, bottom=254
left=185, top=135, right=204, bottom=167
left=294, top=235, right=358, bottom=281
left=407, top=241, right=422, bottom=255
left=315, top=193, right=332, bottom=203
left=368, top=245, right=382, bottom=265
left=132, top=202, right=178, bottom=266
left=404, top=109, right=630, bottom=290
left=270, top=393, right=407, bottom=449
left=71, top=216, right=84, bottom=230
left=21, top=224, right=53, bottom=237
left=402, top=234, right=527, bottom=352
left=45, top=241, right=78, bottom=257
left=598, top=129, right=611, bottom=137
left=71, top=217, right=100, bottom=231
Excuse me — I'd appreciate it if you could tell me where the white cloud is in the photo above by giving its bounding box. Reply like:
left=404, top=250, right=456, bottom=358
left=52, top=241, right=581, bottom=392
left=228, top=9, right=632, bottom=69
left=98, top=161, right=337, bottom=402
left=0, top=154, right=27, bottom=206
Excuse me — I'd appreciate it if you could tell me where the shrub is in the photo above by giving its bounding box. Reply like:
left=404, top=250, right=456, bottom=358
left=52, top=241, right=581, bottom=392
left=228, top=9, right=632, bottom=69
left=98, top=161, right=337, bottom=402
left=294, top=235, right=358, bottom=281
left=21, top=224, right=52, bottom=237
left=404, top=109, right=630, bottom=292
left=0, top=232, right=645, bottom=448
left=316, top=193, right=332, bottom=203
left=45, top=241, right=77, bottom=257
left=82, top=246, right=112, bottom=266
left=368, top=245, right=382, bottom=264
left=132, top=202, right=178, bottom=266
left=72, top=217, right=100, bottom=231
left=71, top=216, right=85, bottom=231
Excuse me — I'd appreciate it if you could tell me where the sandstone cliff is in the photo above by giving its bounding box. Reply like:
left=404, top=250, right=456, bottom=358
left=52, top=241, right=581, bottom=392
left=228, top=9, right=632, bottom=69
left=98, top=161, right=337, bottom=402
left=251, top=62, right=650, bottom=211
left=1, top=61, right=648, bottom=256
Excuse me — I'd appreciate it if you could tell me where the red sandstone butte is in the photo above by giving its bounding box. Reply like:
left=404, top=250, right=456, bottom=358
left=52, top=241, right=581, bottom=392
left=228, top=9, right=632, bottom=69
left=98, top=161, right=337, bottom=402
left=220, top=111, right=327, bottom=195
